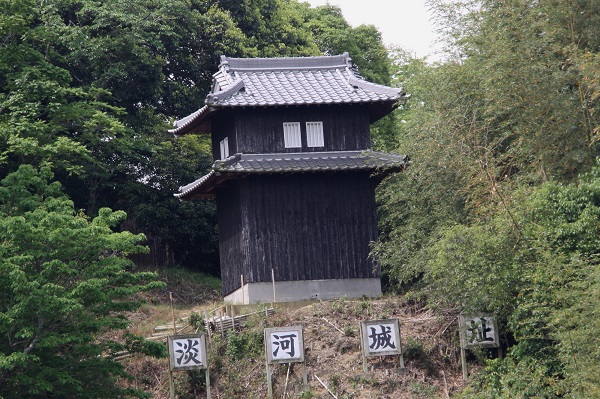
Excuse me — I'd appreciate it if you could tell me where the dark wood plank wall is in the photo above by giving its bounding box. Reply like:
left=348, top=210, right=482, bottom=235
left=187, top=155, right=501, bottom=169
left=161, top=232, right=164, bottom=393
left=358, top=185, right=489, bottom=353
left=216, top=182, right=247, bottom=295
left=211, top=111, right=236, bottom=161
left=211, top=105, right=372, bottom=157
left=217, top=172, right=379, bottom=296
left=211, top=104, right=380, bottom=296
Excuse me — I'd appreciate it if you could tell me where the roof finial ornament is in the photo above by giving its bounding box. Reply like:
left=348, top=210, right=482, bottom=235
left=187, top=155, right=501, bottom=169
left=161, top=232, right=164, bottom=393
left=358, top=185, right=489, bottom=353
left=342, top=52, right=352, bottom=67
left=220, top=55, right=230, bottom=71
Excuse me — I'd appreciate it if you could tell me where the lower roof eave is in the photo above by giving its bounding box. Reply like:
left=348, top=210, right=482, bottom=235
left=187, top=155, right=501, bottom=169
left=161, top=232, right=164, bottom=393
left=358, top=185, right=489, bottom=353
left=174, top=150, right=409, bottom=201
left=175, top=167, right=407, bottom=201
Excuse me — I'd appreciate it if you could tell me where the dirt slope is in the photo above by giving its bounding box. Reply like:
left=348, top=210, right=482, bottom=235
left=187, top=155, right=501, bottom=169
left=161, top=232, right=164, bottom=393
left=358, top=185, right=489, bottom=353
left=122, top=296, right=474, bottom=398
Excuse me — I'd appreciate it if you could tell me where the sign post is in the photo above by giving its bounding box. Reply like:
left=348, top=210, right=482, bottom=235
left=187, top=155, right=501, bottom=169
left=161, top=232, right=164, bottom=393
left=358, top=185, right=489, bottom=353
left=264, top=326, right=307, bottom=398
left=167, top=334, right=210, bottom=398
left=458, top=315, right=500, bottom=380
left=359, top=319, right=405, bottom=373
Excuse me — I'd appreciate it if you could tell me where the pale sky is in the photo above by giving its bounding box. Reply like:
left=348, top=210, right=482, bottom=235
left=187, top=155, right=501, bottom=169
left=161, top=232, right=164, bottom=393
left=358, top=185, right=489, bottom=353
left=306, top=0, right=442, bottom=61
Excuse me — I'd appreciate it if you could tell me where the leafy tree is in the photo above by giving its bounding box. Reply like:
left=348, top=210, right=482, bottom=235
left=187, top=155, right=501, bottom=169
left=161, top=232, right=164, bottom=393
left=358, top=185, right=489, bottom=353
left=552, top=261, right=600, bottom=398
left=159, top=2, right=256, bottom=118
left=59, top=0, right=255, bottom=123
left=453, top=162, right=600, bottom=398
left=428, top=0, right=600, bottom=183
left=374, top=166, right=468, bottom=289
left=374, top=2, right=600, bottom=395
left=213, top=0, right=319, bottom=57
left=301, top=3, right=392, bottom=85
left=517, top=165, right=600, bottom=398
left=373, top=61, right=474, bottom=288
left=0, top=0, right=240, bottom=272
left=120, top=135, right=220, bottom=274
left=0, top=0, right=113, bottom=178
left=377, top=0, right=600, bottom=287
left=425, top=220, right=521, bottom=318
left=0, top=165, right=165, bottom=398
left=0, top=0, right=155, bottom=212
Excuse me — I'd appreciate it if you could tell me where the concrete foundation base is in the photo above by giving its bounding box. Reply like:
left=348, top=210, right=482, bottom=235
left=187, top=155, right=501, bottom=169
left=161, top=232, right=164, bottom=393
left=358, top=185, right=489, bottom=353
left=223, top=278, right=382, bottom=305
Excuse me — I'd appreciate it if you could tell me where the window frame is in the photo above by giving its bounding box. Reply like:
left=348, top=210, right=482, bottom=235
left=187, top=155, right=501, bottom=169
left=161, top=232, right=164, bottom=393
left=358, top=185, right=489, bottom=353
left=219, top=137, right=229, bottom=159
left=283, top=122, right=302, bottom=148
left=306, top=121, right=324, bottom=148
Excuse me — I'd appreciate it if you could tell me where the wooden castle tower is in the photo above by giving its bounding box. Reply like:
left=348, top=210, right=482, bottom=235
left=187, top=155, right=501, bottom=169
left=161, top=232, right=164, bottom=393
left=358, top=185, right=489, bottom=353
left=170, top=53, right=408, bottom=304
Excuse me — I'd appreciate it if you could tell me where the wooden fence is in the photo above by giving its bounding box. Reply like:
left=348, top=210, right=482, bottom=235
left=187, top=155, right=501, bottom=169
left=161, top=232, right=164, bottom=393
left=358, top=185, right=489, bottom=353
left=120, top=218, right=175, bottom=268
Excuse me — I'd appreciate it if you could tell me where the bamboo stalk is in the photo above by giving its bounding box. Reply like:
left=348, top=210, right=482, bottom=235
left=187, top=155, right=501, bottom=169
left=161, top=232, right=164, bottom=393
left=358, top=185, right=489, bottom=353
left=284, top=363, right=291, bottom=398
left=315, top=374, right=338, bottom=399
left=322, top=317, right=344, bottom=335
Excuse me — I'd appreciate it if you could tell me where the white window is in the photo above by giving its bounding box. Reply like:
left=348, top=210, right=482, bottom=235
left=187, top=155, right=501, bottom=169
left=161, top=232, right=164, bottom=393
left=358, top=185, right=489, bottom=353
left=219, top=137, right=229, bottom=159
left=283, top=122, right=301, bottom=148
left=306, top=121, right=324, bottom=147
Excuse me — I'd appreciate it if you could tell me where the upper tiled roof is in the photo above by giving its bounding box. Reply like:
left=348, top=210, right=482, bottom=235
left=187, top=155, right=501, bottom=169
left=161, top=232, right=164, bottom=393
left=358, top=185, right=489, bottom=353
left=169, top=53, right=406, bottom=136
left=176, top=150, right=409, bottom=200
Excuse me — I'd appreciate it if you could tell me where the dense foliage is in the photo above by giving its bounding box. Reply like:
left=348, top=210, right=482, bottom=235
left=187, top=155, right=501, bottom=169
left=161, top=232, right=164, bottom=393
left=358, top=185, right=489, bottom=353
left=375, top=0, right=600, bottom=397
left=0, top=166, right=165, bottom=398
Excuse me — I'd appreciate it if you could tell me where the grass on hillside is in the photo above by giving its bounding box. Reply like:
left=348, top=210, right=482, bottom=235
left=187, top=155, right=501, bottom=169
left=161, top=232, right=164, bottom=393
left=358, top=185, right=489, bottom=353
left=118, top=267, right=478, bottom=398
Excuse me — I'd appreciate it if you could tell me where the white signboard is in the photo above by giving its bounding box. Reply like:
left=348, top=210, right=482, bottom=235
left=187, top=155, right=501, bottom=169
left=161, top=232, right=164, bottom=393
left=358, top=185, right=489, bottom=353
left=168, top=334, right=207, bottom=371
left=360, top=319, right=402, bottom=357
left=264, top=326, right=304, bottom=364
left=459, top=315, right=499, bottom=349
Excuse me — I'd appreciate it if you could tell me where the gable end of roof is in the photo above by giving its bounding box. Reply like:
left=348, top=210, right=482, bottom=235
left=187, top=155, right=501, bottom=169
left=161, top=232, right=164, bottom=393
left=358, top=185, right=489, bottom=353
left=206, top=78, right=245, bottom=105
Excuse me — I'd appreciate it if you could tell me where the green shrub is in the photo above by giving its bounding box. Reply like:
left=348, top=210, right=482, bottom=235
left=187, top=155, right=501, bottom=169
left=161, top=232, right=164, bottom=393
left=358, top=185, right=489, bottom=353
left=225, top=330, right=263, bottom=360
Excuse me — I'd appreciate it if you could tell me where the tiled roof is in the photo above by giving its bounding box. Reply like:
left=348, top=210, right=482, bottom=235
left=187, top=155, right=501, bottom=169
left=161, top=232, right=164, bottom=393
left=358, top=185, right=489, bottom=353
left=169, top=53, right=406, bottom=136
left=175, top=150, right=409, bottom=200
